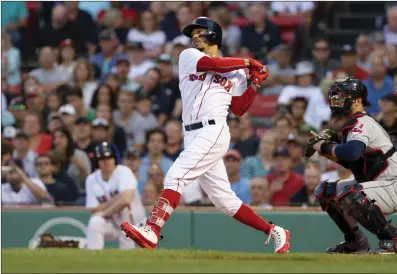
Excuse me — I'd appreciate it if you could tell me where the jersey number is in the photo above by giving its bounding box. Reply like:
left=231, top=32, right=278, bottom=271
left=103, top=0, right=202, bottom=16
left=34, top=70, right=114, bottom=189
left=97, top=190, right=119, bottom=203
left=352, top=124, right=364, bottom=134
left=213, top=74, right=233, bottom=92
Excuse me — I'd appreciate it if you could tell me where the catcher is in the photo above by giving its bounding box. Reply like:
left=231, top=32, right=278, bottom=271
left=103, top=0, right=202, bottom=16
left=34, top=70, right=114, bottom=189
left=303, top=77, right=397, bottom=254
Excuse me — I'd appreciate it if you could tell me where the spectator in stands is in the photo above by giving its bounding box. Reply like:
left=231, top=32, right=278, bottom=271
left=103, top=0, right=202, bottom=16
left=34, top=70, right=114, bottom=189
left=384, top=6, right=397, bottom=46
left=35, top=153, right=78, bottom=205
left=52, top=127, right=91, bottom=190
left=138, top=128, right=173, bottom=186
left=95, top=104, right=127, bottom=153
left=113, top=56, right=139, bottom=92
left=29, top=47, right=68, bottom=93
left=170, top=38, right=190, bottom=76
left=142, top=182, right=161, bottom=206
left=72, top=59, right=98, bottom=108
left=274, top=116, right=293, bottom=148
left=47, top=113, right=63, bottom=134
left=125, top=42, right=156, bottom=82
left=23, top=112, right=52, bottom=155
left=157, top=54, right=182, bottom=119
left=240, top=3, right=282, bottom=61
left=127, top=10, right=166, bottom=58
left=73, top=117, right=97, bottom=170
left=1, top=1, right=28, bottom=46
left=90, top=84, right=117, bottom=110
left=104, top=72, right=121, bottom=94
left=8, top=97, right=27, bottom=130
left=208, top=2, right=241, bottom=55
left=100, top=8, right=129, bottom=45
left=46, top=92, right=62, bottom=114
left=242, top=132, right=276, bottom=179
left=146, top=163, right=164, bottom=195
left=164, top=120, right=183, bottom=161
left=263, top=44, right=296, bottom=93
left=78, top=1, right=111, bottom=20
left=114, top=91, right=155, bottom=151
left=332, top=44, right=370, bottom=81
left=170, top=3, right=195, bottom=43
left=278, top=61, right=325, bottom=112
left=66, top=87, right=96, bottom=122
left=321, top=161, right=354, bottom=181
left=12, top=132, right=38, bottom=178
left=288, top=97, right=309, bottom=130
left=271, top=1, right=315, bottom=17
left=123, top=149, right=142, bottom=182
left=90, top=30, right=125, bottom=81
left=91, top=117, right=110, bottom=144
left=364, top=54, right=394, bottom=114
left=59, top=104, right=77, bottom=133
left=1, top=32, right=21, bottom=86
left=227, top=116, right=241, bottom=150
left=287, top=135, right=305, bottom=175
left=58, top=39, right=76, bottom=81
left=356, top=34, right=372, bottom=72
left=266, top=147, right=304, bottom=206
left=378, top=94, right=397, bottom=133
left=249, top=177, right=272, bottom=208
left=2, top=163, right=50, bottom=206
left=1, top=141, right=13, bottom=167
left=289, top=163, right=320, bottom=207
left=311, top=38, right=339, bottom=84
left=234, top=113, right=260, bottom=159
left=224, top=150, right=251, bottom=204
left=386, top=44, right=397, bottom=77
left=23, top=80, right=47, bottom=118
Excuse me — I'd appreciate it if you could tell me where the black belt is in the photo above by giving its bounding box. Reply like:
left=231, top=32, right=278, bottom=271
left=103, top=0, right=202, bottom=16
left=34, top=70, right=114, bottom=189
left=184, top=119, right=216, bottom=131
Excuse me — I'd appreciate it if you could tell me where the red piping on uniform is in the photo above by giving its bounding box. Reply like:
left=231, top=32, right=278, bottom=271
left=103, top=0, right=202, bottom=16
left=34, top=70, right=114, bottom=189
left=197, top=56, right=246, bottom=73
left=230, top=86, right=257, bottom=116
left=196, top=75, right=215, bottom=120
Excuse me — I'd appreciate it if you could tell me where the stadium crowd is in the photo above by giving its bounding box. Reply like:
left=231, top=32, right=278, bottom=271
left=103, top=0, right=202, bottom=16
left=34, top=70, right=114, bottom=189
left=1, top=1, right=397, bottom=209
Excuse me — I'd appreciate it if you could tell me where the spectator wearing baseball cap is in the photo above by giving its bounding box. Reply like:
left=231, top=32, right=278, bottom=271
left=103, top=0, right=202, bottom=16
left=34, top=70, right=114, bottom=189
left=74, top=117, right=97, bottom=169
left=90, top=29, right=126, bottom=81
left=127, top=10, right=166, bottom=58
left=332, top=44, right=370, bottom=81
left=8, top=97, right=27, bottom=129
left=59, top=104, right=77, bottom=133
left=266, top=147, right=304, bottom=206
left=113, top=56, right=139, bottom=92
left=123, top=148, right=142, bottom=181
left=12, top=132, right=38, bottom=178
left=287, top=134, right=305, bottom=175
left=91, top=117, right=110, bottom=144
left=66, top=86, right=96, bottom=122
left=124, top=42, right=156, bottom=81
left=378, top=94, right=397, bottom=133
left=58, top=39, right=77, bottom=82
left=224, top=150, right=251, bottom=204
left=310, top=38, right=340, bottom=85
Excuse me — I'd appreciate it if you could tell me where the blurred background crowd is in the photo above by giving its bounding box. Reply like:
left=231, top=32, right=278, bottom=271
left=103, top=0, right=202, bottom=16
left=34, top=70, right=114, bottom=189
left=1, top=1, right=397, bottom=209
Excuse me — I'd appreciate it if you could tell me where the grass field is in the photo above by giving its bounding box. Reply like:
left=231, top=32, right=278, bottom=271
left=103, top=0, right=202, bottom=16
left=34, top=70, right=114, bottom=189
left=3, top=249, right=397, bottom=273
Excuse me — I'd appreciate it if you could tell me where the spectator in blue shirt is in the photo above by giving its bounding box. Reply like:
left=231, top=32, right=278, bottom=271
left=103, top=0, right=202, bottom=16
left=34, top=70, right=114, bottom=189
left=1, top=32, right=21, bottom=86
left=138, top=128, right=173, bottom=192
left=224, top=149, right=251, bottom=204
left=1, top=1, right=28, bottom=46
left=364, top=54, right=395, bottom=114
left=90, top=30, right=126, bottom=81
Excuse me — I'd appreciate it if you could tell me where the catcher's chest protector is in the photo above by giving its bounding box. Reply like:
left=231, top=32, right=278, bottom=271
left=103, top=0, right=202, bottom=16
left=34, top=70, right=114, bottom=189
left=342, top=113, right=396, bottom=182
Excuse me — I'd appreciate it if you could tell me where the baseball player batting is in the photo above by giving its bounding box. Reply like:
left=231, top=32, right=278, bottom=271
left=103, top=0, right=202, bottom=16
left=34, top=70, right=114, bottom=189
left=303, top=77, right=397, bottom=254
left=121, top=17, right=291, bottom=253
left=86, top=142, right=146, bottom=249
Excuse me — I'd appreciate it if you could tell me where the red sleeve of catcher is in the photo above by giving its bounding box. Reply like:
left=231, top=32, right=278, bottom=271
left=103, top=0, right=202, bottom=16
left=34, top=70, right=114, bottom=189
left=230, top=86, right=258, bottom=116
left=197, top=56, right=246, bottom=73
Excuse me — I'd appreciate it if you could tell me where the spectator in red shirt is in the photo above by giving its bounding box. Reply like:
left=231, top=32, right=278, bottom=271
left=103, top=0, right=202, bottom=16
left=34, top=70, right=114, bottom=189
left=23, top=112, right=52, bottom=155
left=266, top=147, right=304, bottom=206
left=332, top=44, right=370, bottom=81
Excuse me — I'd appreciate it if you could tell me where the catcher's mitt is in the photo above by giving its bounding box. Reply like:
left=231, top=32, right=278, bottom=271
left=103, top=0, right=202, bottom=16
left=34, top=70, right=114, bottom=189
left=302, top=129, right=340, bottom=158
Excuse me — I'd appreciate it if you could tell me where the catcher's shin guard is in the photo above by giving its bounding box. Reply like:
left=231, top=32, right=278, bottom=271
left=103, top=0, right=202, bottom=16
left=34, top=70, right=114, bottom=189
left=338, top=184, right=397, bottom=241
left=322, top=200, right=370, bottom=253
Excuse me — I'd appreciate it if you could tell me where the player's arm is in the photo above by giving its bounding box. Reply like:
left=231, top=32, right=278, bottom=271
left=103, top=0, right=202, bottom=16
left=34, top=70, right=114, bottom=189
left=101, top=190, right=134, bottom=217
left=197, top=57, right=263, bottom=73
left=314, top=140, right=367, bottom=162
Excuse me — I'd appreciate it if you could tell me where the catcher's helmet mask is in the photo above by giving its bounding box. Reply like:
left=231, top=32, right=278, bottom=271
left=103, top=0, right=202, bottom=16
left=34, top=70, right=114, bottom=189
left=328, top=77, right=371, bottom=118
left=182, top=17, right=223, bottom=49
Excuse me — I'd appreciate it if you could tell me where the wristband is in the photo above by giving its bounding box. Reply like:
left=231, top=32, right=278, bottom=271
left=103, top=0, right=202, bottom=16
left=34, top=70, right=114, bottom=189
left=320, top=141, right=334, bottom=155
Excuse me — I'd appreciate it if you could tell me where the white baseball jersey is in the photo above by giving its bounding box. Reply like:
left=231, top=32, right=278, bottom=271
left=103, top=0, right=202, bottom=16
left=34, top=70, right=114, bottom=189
left=85, top=165, right=146, bottom=226
left=347, top=115, right=397, bottom=181
left=2, top=178, right=48, bottom=205
left=178, top=48, right=247, bottom=124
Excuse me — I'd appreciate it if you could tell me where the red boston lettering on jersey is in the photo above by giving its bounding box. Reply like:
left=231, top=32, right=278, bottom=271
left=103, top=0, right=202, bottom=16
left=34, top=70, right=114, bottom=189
left=352, top=123, right=364, bottom=134
left=189, top=73, right=207, bottom=81
left=212, top=73, right=233, bottom=92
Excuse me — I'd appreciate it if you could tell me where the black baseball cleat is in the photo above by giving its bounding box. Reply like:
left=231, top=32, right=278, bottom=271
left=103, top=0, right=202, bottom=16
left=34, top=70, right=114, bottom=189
left=372, top=239, right=397, bottom=255
left=327, top=241, right=370, bottom=254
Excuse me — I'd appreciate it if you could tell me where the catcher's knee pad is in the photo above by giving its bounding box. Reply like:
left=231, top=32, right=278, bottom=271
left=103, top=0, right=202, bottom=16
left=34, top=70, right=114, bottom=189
left=315, top=180, right=338, bottom=210
left=337, top=184, right=397, bottom=240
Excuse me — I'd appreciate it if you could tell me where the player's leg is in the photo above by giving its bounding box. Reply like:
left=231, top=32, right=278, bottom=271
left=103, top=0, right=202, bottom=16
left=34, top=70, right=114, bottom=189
left=86, top=215, right=114, bottom=249
left=337, top=180, right=397, bottom=254
left=121, top=125, right=230, bottom=248
left=198, top=159, right=290, bottom=253
left=316, top=179, right=370, bottom=253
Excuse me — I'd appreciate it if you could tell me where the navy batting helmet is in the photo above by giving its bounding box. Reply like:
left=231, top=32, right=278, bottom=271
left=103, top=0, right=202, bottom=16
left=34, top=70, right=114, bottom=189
left=182, top=17, right=223, bottom=48
left=328, top=77, right=371, bottom=117
left=94, top=142, right=121, bottom=164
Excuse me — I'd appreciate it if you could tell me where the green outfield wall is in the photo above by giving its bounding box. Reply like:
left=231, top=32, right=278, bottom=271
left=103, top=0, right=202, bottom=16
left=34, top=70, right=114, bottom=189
left=2, top=209, right=396, bottom=252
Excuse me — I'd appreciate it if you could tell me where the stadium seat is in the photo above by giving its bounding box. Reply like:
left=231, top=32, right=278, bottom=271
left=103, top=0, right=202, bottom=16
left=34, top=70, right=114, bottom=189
left=248, top=94, right=279, bottom=117
left=269, top=16, right=304, bottom=28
